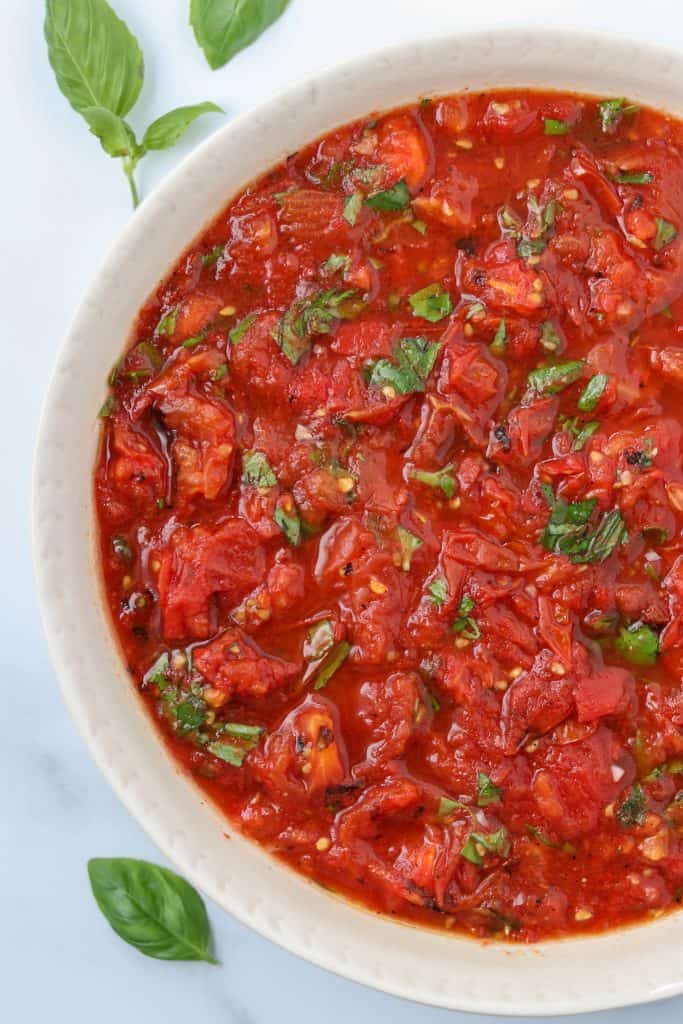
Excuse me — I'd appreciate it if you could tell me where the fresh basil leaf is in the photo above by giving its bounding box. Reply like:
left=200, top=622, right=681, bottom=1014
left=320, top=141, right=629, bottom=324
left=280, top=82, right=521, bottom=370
left=428, top=576, right=449, bottom=609
left=577, top=373, right=609, bottom=412
left=222, top=722, right=264, bottom=740
left=343, top=191, right=362, bottom=226
left=476, top=771, right=502, bottom=807
left=408, top=283, right=453, bottom=323
left=453, top=594, right=480, bottom=640
left=616, top=784, right=646, bottom=827
left=242, top=450, right=277, bottom=488
left=44, top=0, right=143, bottom=117
left=615, top=171, right=653, bottom=185
left=312, top=640, right=351, bottom=690
left=616, top=623, right=659, bottom=666
left=322, top=253, right=351, bottom=274
left=87, top=857, right=217, bottom=963
left=365, top=179, right=410, bottom=211
left=396, top=526, right=422, bottom=571
left=273, top=290, right=358, bottom=365
left=527, top=360, right=584, bottom=395
left=411, top=218, right=427, bottom=235
left=544, top=118, right=569, bottom=135
left=304, top=619, right=335, bottom=661
left=461, top=828, right=510, bottom=865
left=540, top=321, right=562, bottom=353
left=142, top=102, right=223, bottom=151
left=202, top=244, right=225, bottom=268
left=208, top=741, right=246, bottom=766
left=366, top=336, right=441, bottom=395
left=410, top=464, right=456, bottom=499
left=654, top=218, right=678, bottom=251
left=572, top=420, right=600, bottom=450
left=274, top=503, right=302, bottom=545
left=82, top=106, right=134, bottom=156
left=525, top=825, right=575, bottom=854
left=155, top=307, right=178, bottom=337
left=190, top=0, right=291, bottom=70
left=229, top=313, right=256, bottom=344
left=438, top=795, right=461, bottom=820
left=517, top=236, right=547, bottom=260
left=541, top=486, right=627, bottom=563
left=599, top=98, right=638, bottom=133
left=490, top=318, right=507, bottom=355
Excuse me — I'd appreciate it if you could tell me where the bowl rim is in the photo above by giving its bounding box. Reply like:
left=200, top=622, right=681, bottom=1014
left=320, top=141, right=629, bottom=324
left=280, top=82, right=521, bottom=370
left=33, top=25, right=683, bottom=1016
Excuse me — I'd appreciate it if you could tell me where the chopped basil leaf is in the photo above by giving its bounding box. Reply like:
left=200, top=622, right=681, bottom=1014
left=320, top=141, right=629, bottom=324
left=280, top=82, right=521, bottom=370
left=571, top=420, right=600, bottom=450
left=98, top=394, right=116, bottom=418
left=112, top=536, right=133, bottom=563
left=461, top=828, right=510, bottom=865
left=453, top=594, right=480, bottom=640
left=540, top=321, right=562, bottom=353
left=614, top=171, right=653, bottom=185
left=208, top=742, right=246, bottom=767
left=490, top=318, right=507, bottom=356
left=322, top=253, right=351, bottom=274
left=221, top=723, right=264, bottom=741
left=616, top=622, right=659, bottom=666
left=541, top=485, right=628, bottom=563
left=229, top=313, right=256, bottom=344
left=273, top=289, right=358, bottom=365
left=410, top=463, right=456, bottom=499
left=242, top=450, right=277, bottom=488
left=274, top=502, right=302, bottom=545
left=438, top=796, right=461, bottom=820
left=645, top=759, right=683, bottom=781
left=365, top=178, right=411, bottom=211
left=599, top=98, right=638, bottom=133
left=577, top=373, right=609, bottom=412
left=210, top=363, right=228, bottom=382
left=526, top=824, right=575, bottom=854
left=517, top=237, right=547, bottom=260
left=343, top=191, right=362, bottom=225
left=396, top=526, right=423, bottom=571
left=312, top=640, right=351, bottom=690
left=528, top=360, right=584, bottom=395
left=408, top=283, right=453, bottom=323
left=428, top=576, right=449, bottom=609
left=654, top=218, right=678, bottom=251
left=544, top=118, right=569, bottom=135
left=305, top=619, right=335, bottom=661
left=366, top=336, right=441, bottom=395
left=616, top=783, right=646, bottom=827
left=182, top=334, right=205, bottom=349
left=155, top=306, right=178, bottom=337
left=411, top=218, right=427, bottom=235
left=476, top=771, right=502, bottom=807
left=202, top=244, right=224, bottom=267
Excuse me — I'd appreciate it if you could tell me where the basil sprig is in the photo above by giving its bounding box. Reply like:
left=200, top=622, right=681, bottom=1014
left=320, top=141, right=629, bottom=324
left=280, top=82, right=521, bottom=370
left=87, top=858, right=217, bottom=962
left=45, top=0, right=222, bottom=205
left=191, top=0, right=291, bottom=70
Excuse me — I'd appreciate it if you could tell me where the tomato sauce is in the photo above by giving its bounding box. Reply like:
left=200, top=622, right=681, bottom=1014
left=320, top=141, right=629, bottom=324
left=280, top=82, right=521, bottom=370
left=95, top=90, right=683, bottom=941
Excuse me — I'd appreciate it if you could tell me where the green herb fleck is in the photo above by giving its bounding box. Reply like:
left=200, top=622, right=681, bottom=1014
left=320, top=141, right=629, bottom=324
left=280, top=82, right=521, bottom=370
left=229, top=313, right=256, bottom=344
left=544, top=118, right=569, bottom=135
left=453, top=595, right=480, bottom=640
left=343, top=191, right=363, bottom=225
left=654, top=218, right=678, bottom=251
left=242, top=450, right=277, bottom=488
left=476, top=771, right=502, bottom=807
left=396, top=526, right=423, bottom=571
left=274, top=502, right=302, bottom=545
left=616, top=623, right=659, bottom=666
left=577, top=373, right=609, bottom=412
left=490, top=318, right=507, bottom=356
left=312, top=641, right=351, bottom=690
left=365, top=179, right=411, bottom=211
left=410, top=463, right=456, bottom=499
left=366, top=336, right=441, bottom=395
left=528, top=360, right=584, bottom=395
left=428, top=576, right=449, bottom=609
left=461, top=828, right=510, bottom=865
left=616, top=783, right=646, bottom=827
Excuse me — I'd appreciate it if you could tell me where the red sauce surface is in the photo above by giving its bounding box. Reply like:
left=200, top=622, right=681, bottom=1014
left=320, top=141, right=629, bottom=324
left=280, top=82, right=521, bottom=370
left=95, top=90, right=683, bottom=942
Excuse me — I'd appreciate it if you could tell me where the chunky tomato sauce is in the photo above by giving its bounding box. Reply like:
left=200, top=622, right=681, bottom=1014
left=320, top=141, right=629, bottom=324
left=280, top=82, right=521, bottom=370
left=95, top=90, right=683, bottom=942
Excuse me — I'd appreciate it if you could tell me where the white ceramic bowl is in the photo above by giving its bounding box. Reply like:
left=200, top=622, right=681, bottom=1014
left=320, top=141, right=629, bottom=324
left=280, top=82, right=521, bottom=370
left=34, top=28, right=683, bottom=1016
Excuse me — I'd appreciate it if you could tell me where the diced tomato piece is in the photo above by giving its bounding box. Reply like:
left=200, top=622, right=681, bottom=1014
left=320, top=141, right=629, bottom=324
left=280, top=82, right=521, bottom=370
left=251, top=696, right=347, bottom=798
left=357, top=672, right=420, bottom=773
left=194, top=627, right=300, bottom=700
left=375, top=114, right=431, bottom=190
left=277, top=189, right=345, bottom=239
left=157, top=519, right=265, bottom=640
left=574, top=667, right=635, bottom=723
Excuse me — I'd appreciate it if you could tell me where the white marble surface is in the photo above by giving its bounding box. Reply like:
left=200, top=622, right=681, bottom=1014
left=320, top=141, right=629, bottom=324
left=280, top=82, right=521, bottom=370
left=6, top=0, right=683, bottom=1019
